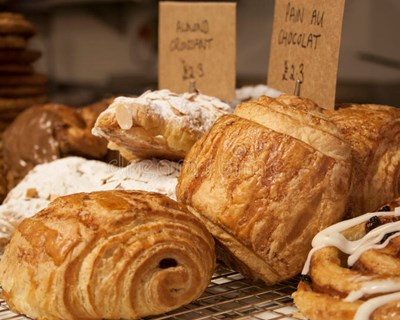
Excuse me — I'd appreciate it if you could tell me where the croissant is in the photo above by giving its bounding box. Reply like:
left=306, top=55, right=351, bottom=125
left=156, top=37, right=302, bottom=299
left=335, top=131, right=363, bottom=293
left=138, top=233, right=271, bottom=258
left=293, top=198, right=400, bottom=320
left=92, top=89, right=231, bottom=161
left=177, top=95, right=353, bottom=284
left=0, top=190, right=215, bottom=320
left=324, top=104, right=400, bottom=217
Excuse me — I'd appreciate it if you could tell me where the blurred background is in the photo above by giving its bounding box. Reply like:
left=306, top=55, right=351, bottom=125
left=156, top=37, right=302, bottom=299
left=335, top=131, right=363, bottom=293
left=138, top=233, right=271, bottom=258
left=1, top=0, right=399, bottom=107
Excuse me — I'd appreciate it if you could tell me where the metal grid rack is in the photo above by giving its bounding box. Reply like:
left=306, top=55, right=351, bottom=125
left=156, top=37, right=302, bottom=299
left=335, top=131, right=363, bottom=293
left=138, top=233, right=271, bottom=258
left=0, top=266, right=301, bottom=320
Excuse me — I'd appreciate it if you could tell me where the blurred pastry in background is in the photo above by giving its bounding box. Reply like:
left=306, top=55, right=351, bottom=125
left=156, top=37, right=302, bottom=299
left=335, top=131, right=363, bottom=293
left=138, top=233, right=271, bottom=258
left=92, top=89, right=232, bottom=161
left=0, top=12, right=48, bottom=122
left=231, top=84, right=282, bottom=107
left=325, top=104, right=400, bottom=218
left=2, top=102, right=109, bottom=189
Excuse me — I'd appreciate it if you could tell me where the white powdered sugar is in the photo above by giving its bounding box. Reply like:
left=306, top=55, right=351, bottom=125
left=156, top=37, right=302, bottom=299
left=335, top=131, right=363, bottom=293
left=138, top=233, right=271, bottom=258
left=231, top=84, right=283, bottom=107
left=93, top=89, right=232, bottom=136
left=0, top=156, right=181, bottom=250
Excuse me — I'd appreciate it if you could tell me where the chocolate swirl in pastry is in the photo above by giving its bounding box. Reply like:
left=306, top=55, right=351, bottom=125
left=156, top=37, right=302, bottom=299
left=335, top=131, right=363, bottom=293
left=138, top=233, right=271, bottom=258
left=177, top=95, right=352, bottom=284
left=293, top=198, right=400, bottom=320
left=92, top=89, right=232, bottom=161
left=324, top=104, right=400, bottom=218
left=0, top=190, right=215, bottom=320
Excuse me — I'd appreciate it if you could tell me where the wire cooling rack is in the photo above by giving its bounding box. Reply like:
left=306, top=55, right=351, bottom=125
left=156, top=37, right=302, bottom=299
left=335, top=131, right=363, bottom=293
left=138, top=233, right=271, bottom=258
left=0, top=266, right=301, bottom=320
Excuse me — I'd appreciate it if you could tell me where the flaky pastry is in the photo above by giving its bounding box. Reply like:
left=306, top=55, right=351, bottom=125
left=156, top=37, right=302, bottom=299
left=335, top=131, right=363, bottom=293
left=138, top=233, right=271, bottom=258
left=0, top=190, right=215, bottom=320
left=92, top=89, right=232, bottom=161
left=293, top=199, right=400, bottom=320
left=325, top=104, right=400, bottom=217
left=177, top=95, right=352, bottom=284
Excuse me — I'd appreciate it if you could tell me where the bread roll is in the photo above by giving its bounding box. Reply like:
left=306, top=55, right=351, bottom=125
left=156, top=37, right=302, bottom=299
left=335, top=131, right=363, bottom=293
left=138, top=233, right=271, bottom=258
left=325, top=104, right=400, bottom=217
left=0, top=190, right=215, bottom=319
left=92, top=90, right=231, bottom=161
left=177, top=95, right=352, bottom=284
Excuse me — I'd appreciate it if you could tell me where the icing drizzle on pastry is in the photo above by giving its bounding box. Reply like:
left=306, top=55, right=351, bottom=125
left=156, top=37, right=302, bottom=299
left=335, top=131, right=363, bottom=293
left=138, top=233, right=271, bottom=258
left=301, top=207, right=400, bottom=319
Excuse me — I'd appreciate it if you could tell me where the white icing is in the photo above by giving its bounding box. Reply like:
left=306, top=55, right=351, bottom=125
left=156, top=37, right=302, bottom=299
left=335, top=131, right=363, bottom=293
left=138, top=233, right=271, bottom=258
left=345, top=279, right=400, bottom=302
left=301, top=208, right=400, bottom=318
left=302, top=210, right=400, bottom=275
left=354, top=292, right=400, bottom=320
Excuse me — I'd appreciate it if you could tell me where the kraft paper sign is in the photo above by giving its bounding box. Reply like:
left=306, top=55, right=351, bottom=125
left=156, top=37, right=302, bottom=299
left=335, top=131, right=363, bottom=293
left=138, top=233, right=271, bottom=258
left=268, top=0, right=345, bottom=109
left=158, top=1, right=236, bottom=101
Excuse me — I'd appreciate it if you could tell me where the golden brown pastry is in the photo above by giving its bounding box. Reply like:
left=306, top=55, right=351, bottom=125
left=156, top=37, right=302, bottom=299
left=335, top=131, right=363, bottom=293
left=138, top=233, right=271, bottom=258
left=92, top=89, right=232, bottom=161
left=293, top=198, right=400, bottom=320
left=2, top=102, right=110, bottom=189
left=0, top=190, right=215, bottom=320
left=177, top=95, right=353, bottom=284
left=325, top=104, right=400, bottom=218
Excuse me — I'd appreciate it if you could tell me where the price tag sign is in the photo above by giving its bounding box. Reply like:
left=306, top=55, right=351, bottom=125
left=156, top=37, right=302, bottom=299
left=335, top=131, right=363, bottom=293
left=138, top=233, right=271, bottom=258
left=158, top=1, right=236, bottom=101
left=268, top=0, right=345, bottom=109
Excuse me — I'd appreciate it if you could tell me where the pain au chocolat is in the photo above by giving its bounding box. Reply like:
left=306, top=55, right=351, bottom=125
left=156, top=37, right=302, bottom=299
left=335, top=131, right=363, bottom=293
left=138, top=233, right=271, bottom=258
left=0, top=190, right=215, bottom=320
left=177, top=95, right=353, bottom=284
left=324, top=104, right=400, bottom=218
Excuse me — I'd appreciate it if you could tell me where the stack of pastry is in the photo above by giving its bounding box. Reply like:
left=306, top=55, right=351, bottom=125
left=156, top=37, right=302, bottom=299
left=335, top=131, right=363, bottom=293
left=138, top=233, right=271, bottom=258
left=0, top=12, right=47, bottom=124
left=0, top=87, right=399, bottom=319
left=0, top=89, right=232, bottom=319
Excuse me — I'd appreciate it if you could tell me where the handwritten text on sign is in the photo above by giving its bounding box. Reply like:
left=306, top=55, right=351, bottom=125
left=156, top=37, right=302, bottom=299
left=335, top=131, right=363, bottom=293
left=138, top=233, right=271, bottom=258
left=268, top=0, right=345, bottom=109
left=159, top=2, right=236, bottom=101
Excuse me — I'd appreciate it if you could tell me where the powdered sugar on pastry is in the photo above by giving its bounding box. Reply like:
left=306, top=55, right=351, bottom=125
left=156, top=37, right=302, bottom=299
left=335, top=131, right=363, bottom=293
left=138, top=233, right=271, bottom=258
left=92, top=90, right=232, bottom=160
left=105, top=89, right=232, bottom=133
left=0, top=156, right=181, bottom=251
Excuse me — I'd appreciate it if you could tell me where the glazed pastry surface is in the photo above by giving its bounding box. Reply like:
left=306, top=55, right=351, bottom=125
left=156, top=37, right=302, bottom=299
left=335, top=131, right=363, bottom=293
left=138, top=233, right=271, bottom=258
left=177, top=95, right=353, bottom=284
left=0, top=190, right=215, bottom=320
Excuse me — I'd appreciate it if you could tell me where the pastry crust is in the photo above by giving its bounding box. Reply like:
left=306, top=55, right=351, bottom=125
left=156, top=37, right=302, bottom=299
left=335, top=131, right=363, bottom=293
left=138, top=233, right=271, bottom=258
left=177, top=96, right=352, bottom=284
left=92, top=90, right=231, bottom=161
left=325, top=104, right=400, bottom=217
left=293, top=199, right=400, bottom=320
left=0, top=190, right=215, bottom=320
